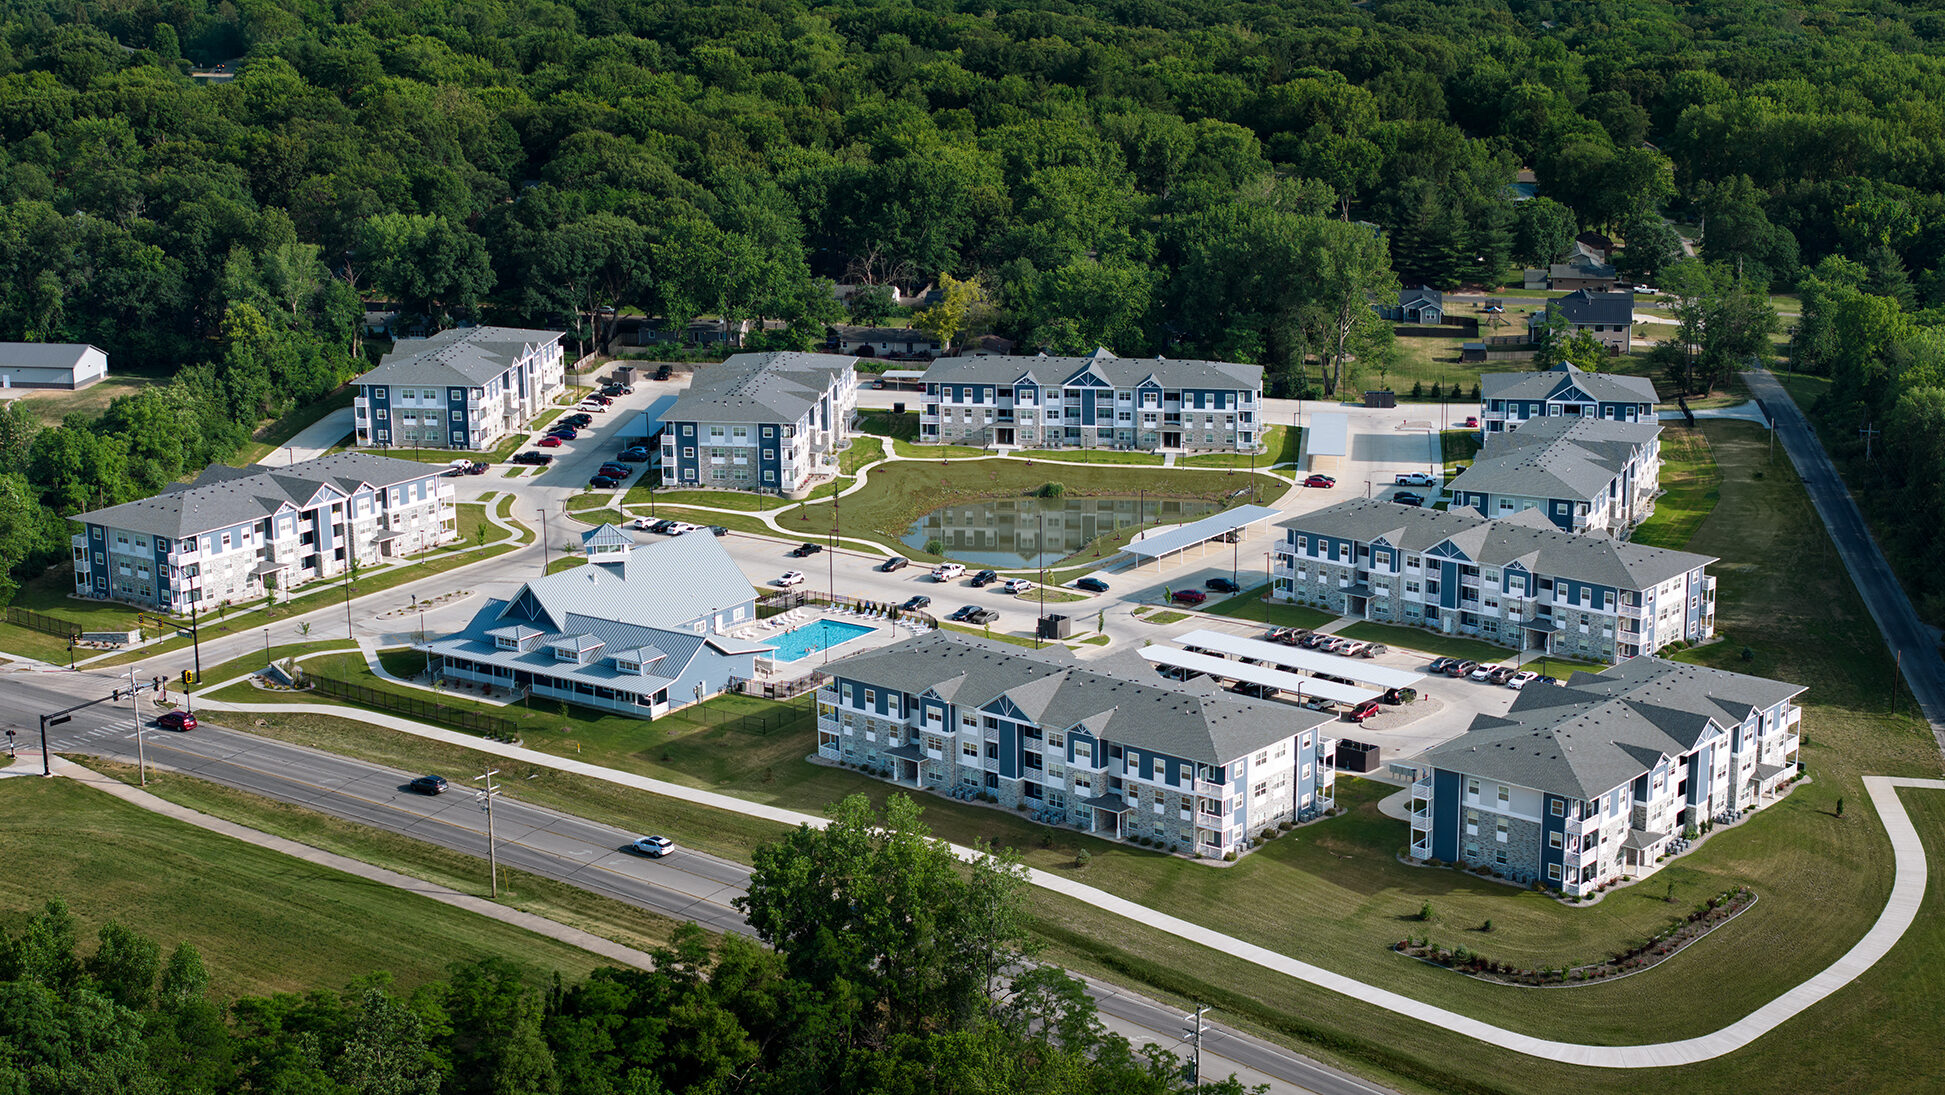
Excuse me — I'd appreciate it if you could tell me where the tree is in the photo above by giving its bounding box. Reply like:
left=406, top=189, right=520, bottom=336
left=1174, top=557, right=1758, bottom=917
left=333, top=987, right=441, bottom=1095
left=357, top=214, right=495, bottom=324
left=849, top=284, right=898, bottom=326
left=912, top=273, right=991, bottom=351
left=1299, top=218, right=1398, bottom=398
left=85, top=922, right=160, bottom=1012
left=1514, top=198, right=1577, bottom=267
left=1615, top=216, right=1686, bottom=283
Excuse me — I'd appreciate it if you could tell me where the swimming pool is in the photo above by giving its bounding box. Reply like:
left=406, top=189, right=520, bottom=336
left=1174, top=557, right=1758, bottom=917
left=767, top=618, right=878, bottom=662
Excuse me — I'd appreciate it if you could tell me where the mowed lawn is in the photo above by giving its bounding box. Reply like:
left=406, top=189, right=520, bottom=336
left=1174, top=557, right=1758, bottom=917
left=1632, top=426, right=1721, bottom=550
left=0, top=777, right=637, bottom=997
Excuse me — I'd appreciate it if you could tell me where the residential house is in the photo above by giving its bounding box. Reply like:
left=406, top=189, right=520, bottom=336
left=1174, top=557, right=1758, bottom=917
left=0, top=343, right=108, bottom=390
left=1444, top=417, right=1661, bottom=534
left=820, top=631, right=1338, bottom=858
left=1547, top=253, right=1620, bottom=291
left=1526, top=289, right=1636, bottom=353
left=419, top=526, right=771, bottom=719
left=659, top=351, right=859, bottom=496
left=919, top=347, right=1264, bottom=453
left=70, top=453, right=455, bottom=611
left=1274, top=500, right=1716, bottom=663
left=957, top=334, right=1017, bottom=357
left=831, top=325, right=942, bottom=359
left=1479, top=362, right=1658, bottom=435
left=354, top=327, right=565, bottom=451
left=1405, top=657, right=1804, bottom=895
left=1375, top=286, right=1446, bottom=325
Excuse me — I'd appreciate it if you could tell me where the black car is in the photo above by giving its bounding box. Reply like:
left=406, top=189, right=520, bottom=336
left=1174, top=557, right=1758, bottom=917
left=654, top=364, right=673, bottom=381
left=947, top=605, right=979, bottom=621
left=709, top=525, right=728, bottom=536
left=512, top=451, right=554, bottom=466
left=589, top=475, right=620, bottom=488
left=1205, top=577, right=1241, bottom=593
left=901, top=595, right=932, bottom=610
left=1393, top=491, right=1426, bottom=507
left=964, top=608, right=999, bottom=625
left=789, top=542, right=823, bottom=558
left=565, top=413, right=593, bottom=426
left=409, top=775, right=449, bottom=795
left=970, top=569, right=999, bottom=587
left=1075, top=577, right=1110, bottom=593
left=548, top=427, right=580, bottom=440
left=616, top=447, right=651, bottom=462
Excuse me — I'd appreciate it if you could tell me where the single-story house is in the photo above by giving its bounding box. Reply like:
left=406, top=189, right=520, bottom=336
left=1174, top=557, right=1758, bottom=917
left=1375, top=286, right=1446, bottom=325
left=0, top=343, right=108, bottom=390
left=831, top=325, right=943, bottom=358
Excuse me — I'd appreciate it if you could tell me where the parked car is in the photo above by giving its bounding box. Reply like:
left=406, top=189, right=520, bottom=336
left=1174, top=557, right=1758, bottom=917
left=1345, top=699, right=1382, bottom=722
left=1269, top=627, right=1310, bottom=646
left=1487, top=665, right=1518, bottom=685
left=1446, top=659, right=1480, bottom=678
left=156, top=710, right=196, bottom=731
left=777, top=571, right=806, bottom=586
left=1299, top=633, right=1330, bottom=649
left=630, top=835, right=674, bottom=858
left=597, top=463, right=632, bottom=478
left=709, top=526, right=729, bottom=537
left=1205, top=576, right=1241, bottom=593
left=1303, top=474, right=1336, bottom=488
left=1379, top=686, right=1417, bottom=705
left=653, top=364, right=673, bottom=381
left=789, top=542, right=822, bottom=557
left=589, top=475, right=620, bottom=488
left=408, top=774, right=448, bottom=795
left=1075, top=577, right=1110, bottom=593
left=1357, top=642, right=1388, bottom=657
left=1395, top=472, right=1436, bottom=486
left=665, top=522, right=702, bottom=535
left=512, top=451, right=553, bottom=465
left=883, top=555, right=908, bottom=572
left=1002, top=578, right=1033, bottom=594
left=441, top=466, right=466, bottom=478
left=537, top=435, right=563, bottom=448
left=1462, top=417, right=1479, bottom=428
left=932, top=563, right=965, bottom=581
left=1336, top=640, right=1369, bottom=657
left=1469, top=663, right=1505, bottom=681
left=1429, top=657, right=1458, bottom=674
left=1392, top=491, right=1425, bottom=507
left=964, top=608, right=999, bottom=624
left=970, top=569, right=999, bottom=587
left=465, top=461, right=489, bottom=475
left=616, top=446, right=651, bottom=462
left=564, top=413, right=593, bottom=427
left=901, top=595, right=932, bottom=611
left=589, top=393, right=613, bottom=405
left=548, top=426, right=580, bottom=439
left=577, top=402, right=608, bottom=414
left=1507, top=670, right=1540, bottom=689
left=1171, top=589, right=1207, bottom=605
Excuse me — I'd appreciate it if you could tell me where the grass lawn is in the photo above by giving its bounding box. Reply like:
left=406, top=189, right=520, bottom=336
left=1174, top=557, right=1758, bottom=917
left=1440, top=429, right=1482, bottom=470
left=1203, top=585, right=1335, bottom=629
left=938, top=621, right=1064, bottom=648
left=1023, top=448, right=1167, bottom=466
left=0, top=775, right=645, bottom=998
left=1632, top=426, right=1722, bottom=550
left=1334, top=620, right=1511, bottom=662
left=1141, top=609, right=1191, bottom=625
left=195, top=640, right=360, bottom=689
left=629, top=487, right=783, bottom=512
left=9, top=372, right=165, bottom=422
left=231, top=386, right=357, bottom=466
left=547, top=556, right=589, bottom=574
left=1181, top=424, right=1303, bottom=468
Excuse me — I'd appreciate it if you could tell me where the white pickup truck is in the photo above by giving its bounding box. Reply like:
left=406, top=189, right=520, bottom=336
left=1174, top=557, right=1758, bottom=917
left=1394, top=472, right=1437, bottom=486
left=931, top=562, right=966, bottom=581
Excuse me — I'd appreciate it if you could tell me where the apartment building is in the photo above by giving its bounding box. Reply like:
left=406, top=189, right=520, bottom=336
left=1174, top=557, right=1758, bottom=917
left=71, top=453, right=454, bottom=611
left=820, top=631, right=1338, bottom=858
left=1274, top=500, right=1716, bottom=663
left=420, top=527, right=771, bottom=719
left=1445, top=417, right=1662, bottom=535
left=1406, top=657, right=1804, bottom=896
left=918, top=348, right=1264, bottom=453
left=1478, top=361, right=1658, bottom=435
left=353, top=327, right=566, bottom=451
left=659, top=351, right=859, bottom=496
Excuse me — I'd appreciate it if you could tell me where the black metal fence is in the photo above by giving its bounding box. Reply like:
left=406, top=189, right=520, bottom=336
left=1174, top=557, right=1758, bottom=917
left=6, top=606, right=79, bottom=638
left=297, top=671, right=520, bottom=739
left=756, top=590, right=938, bottom=628
left=727, top=674, right=827, bottom=705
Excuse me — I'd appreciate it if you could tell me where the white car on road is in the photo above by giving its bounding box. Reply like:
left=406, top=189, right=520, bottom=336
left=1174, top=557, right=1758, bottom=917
left=1001, top=578, right=1034, bottom=594
left=630, top=835, right=674, bottom=857
left=777, top=570, right=806, bottom=586
left=932, top=563, right=965, bottom=581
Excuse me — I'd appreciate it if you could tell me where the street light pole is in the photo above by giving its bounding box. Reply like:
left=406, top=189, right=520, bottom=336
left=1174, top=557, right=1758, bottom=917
left=475, top=769, right=502, bottom=898
left=125, top=667, right=147, bottom=786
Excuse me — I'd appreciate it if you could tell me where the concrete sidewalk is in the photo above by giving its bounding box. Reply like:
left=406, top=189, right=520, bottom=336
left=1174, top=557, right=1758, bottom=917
left=45, top=755, right=660, bottom=971
left=195, top=696, right=1943, bottom=1068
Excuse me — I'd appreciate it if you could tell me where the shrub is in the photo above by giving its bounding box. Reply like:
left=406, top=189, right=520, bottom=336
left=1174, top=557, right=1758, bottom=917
left=1223, top=851, right=1237, bottom=861
left=1074, top=850, right=1091, bottom=869
left=1036, top=481, right=1066, bottom=498
left=1419, top=902, right=1436, bottom=923
left=1481, top=918, right=1493, bottom=933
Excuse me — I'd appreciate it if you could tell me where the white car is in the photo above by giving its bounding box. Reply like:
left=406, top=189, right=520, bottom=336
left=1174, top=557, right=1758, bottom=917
left=1394, top=472, right=1436, bottom=486
left=1002, top=578, right=1034, bottom=594
left=1336, top=640, right=1369, bottom=657
left=932, top=563, right=965, bottom=581
left=777, top=570, right=806, bottom=586
left=665, top=521, right=702, bottom=535
left=1507, top=670, right=1540, bottom=689
left=630, top=835, right=674, bottom=857
left=1469, top=663, right=1504, bottom=681
left=578, top=401, right=608, bottom=413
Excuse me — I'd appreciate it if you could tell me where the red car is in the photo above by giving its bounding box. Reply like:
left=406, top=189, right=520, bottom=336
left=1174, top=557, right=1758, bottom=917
left=537, top=436, right=563, bottom=448
left=1345, top=699, right=1381, bottom=722
left=1463, top=417, right=1479, bottom=428
left=1170, top=589, right=1207, bottom=606
left=1303, top=474, right=1336, bottom=488
left=157, top=710, right=196, bottom=731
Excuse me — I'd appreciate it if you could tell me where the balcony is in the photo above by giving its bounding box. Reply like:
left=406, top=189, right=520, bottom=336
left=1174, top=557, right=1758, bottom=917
left=1193, top=778, right=1227, bottom=796
left=1409, top=837, right=1432, bottom=859
left=1196, top=810, right=1226, bottom=827
left=1410, top=777, right=1432, bottom=800
left=1563, top=812, right=1590, bottom=836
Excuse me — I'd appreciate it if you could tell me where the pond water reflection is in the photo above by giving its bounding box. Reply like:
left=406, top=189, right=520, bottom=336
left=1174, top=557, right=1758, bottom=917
left=900, top=496, right=1220, bottom=568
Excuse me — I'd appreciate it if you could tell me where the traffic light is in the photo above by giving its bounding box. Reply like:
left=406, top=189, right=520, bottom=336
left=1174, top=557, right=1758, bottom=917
left=152, top=676, right=163, bottom=694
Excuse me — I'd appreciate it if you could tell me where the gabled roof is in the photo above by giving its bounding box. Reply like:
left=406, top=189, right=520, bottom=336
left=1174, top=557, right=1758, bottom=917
left=921, top=348, right=1262, bottom=392
left=1422, top=657, right=1805, bottom=800
left=1550, top=289, right=1635, bottom=327
left=358, top=326, right=564, bottom=388
left=1399, top=286, right=1443, bottom=308
left=825, top=631, right=1332, bottom=766
left=1480, top=362, right=1659, bottom=407
left=580, top=523, right=634, bottom=550
left=71, top=452, right=438, bottom=539
left=1550, top=254, right=1617, bottom=280
left=496, top=532, right=757, bottom=634
left=1446, top=416, right=1660, bottom=502
left=1278, top=499, right=1716, bottom=590
left=832, top=324, right=940, bottom=345
left=0, top=342, right=103, bottom=369
left=663, top=351, right=856, bottom=425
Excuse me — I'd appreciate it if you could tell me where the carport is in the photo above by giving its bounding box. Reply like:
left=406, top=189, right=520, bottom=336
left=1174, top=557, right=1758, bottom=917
left=1140, top=646, right=1381, bottom=708
left=1118, top=505, right=1283, bottom=571
left=1304, top=412, right=1348, bottom=473
left=1172, top=628, right=1424, bottom=692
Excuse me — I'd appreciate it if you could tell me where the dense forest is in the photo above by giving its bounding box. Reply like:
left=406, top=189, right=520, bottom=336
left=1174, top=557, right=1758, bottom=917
left=0, top=795, right=1262, bottom=1094
left=5, top=0, right=1945, bottom=602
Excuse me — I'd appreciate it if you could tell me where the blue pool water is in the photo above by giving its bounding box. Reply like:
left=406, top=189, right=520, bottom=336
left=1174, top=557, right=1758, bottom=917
left=768, top=619, right=878, bottom=662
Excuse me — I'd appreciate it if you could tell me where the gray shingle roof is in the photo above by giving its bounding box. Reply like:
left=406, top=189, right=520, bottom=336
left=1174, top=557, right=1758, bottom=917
left=1422, top=657, right=1805, bottom=799
left=920, top=347, right=1262, bottom=392
left=1479, top=362, right=1659, bottom=407
left=663, top=351, right=856, bottom=425
left=71, top=452, right=439, bottom=539
left=357, top=326, right=563, bottom=389
left=1400, top=286, right=1443, bottom=308
left=0, top=342, right=100, bottom=369
left=1446, top=417, right=1659, bottom=502
left=825, top=630, right=1332, bottom=766
left=1278, top=499, right=1716, bottom=590
left=1551, top=289, right=1634, bottom=326
left=833, top=325, right=940, bottom=345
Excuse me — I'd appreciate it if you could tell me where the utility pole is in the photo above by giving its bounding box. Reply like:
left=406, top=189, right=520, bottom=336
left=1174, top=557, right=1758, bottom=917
left=125, top=667, right=147, bottom=786
left=1859, top=420, right=1879, bottom=461
left=539, top=507, right=551, bottom=574
left=475, top=769, right=502, bottom=897
left=1182, top=1003, right=1207, bottom=1087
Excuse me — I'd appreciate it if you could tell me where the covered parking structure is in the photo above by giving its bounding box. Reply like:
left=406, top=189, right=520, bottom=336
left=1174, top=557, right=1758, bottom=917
left=1172, top=628, right=1425, bottom=692
left=1304, top=412, right=1348, bottom=472
left=1119, top=504, right=1283, bottom=571
left=1141, top=646, right=1380, bottom=708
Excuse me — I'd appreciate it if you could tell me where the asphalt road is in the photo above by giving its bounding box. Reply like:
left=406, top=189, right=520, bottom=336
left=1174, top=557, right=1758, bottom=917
left=1743, top=369, right=1945, bottom=753
left=0, top=669, right=1391, bottom=1095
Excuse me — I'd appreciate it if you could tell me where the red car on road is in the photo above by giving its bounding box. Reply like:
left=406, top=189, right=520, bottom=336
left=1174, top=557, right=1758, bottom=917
left=1345, top=699, right=1382, bottom=722
left=1303, top=474, right=1336, bottom=488
left=1170, top=589, right=1207, bottom=606
left=157, top=710, right=196, bottom=731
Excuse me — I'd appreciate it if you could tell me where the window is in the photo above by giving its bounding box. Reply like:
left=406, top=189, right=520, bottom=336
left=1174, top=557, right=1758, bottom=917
left=1495, top=817, right=1509, bottom=843
left=1549, top=831, right=1563, bottom=849
left=1550, top=799, right=1564, bottom=817
left=1465, top=809, right=1479, bottom=835
left=1466, top=778, right=1480, bottom=798
left=1548, top=863, right=1562, bottom=881
left=863, top=689, right=876, bottom=706
left=1497, top=784, right=1510, bottom=806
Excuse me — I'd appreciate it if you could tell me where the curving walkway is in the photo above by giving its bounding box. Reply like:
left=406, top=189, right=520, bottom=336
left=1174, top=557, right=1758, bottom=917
left=193, top=692, right=1942, bottom=1069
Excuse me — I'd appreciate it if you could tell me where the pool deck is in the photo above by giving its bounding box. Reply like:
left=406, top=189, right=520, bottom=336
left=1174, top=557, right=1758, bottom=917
left=740, top=609, right=931, bottom=681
